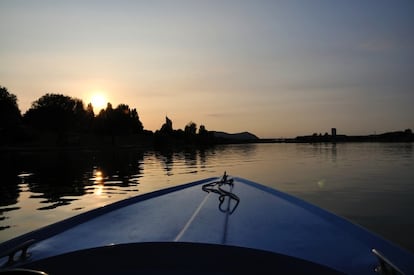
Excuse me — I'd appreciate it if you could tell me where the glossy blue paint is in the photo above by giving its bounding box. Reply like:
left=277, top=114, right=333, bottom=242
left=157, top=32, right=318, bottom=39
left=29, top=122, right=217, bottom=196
left=1, top=176, right=413, bottom=274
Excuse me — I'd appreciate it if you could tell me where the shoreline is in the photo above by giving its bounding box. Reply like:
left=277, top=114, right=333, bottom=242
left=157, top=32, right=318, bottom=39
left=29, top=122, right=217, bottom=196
left=1, top=129, right=413, bottom=152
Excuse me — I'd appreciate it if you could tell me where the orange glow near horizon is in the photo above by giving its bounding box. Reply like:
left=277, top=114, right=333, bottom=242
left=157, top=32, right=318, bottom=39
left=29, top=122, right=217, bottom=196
left=90, top=93, right=107, bottom=112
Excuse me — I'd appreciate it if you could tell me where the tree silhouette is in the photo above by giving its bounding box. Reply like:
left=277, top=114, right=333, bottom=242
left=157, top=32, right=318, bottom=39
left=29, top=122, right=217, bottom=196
left=94, top=103, right=144, bottom=135
left=159, top=116, right=173, bottom=134
left=184, top=121, right=197, bottom=136
left=113, top=104, right=144, bottom=134
left=0, top=87, right=250, bottom=148
left=84, top=103, right=95, bottom=132
left=197, top=124, right=215, bottom=145
left=154, top=117, right=216, bottom=146
left=0, top=86, right=22, bottom=144
left=199, top=125, right=208, bottom=135
left=24, top=94, right=87, bottom=133
left=0, top=86, right=21, bottom=130
left=94, top=103, right=114, bottom=135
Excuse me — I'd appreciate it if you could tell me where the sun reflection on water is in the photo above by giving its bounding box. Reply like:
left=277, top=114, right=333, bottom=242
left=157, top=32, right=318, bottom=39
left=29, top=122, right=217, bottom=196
left=94, top=184, right=104, bottom=196
left=92, top=170, right=105, bottom=196
left=94, top=170, right=104, bottom=182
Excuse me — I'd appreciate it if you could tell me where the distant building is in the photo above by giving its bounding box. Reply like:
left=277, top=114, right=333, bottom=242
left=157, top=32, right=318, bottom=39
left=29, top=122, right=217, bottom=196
left=331, top=128, right=337, bottom=137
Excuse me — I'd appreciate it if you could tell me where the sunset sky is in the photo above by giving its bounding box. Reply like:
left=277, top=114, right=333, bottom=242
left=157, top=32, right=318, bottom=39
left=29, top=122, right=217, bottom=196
left=1, top=1, right=413, bottom=138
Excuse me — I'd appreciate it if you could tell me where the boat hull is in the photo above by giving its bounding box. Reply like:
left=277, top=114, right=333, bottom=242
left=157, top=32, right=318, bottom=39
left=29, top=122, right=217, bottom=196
left=1, top=176, right=413, bottom=274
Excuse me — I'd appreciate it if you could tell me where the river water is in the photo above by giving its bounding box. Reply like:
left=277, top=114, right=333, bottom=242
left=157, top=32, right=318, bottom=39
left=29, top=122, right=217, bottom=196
left=1, top=142, right=413, bottom=253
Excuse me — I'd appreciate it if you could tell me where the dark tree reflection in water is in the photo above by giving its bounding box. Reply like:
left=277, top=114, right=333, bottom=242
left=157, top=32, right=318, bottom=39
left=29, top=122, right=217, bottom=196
left=0, top=149, right=145, bottom=236
left=25, top=151, right=91, bottom=210
left=0, top=152, right=21, bottom=231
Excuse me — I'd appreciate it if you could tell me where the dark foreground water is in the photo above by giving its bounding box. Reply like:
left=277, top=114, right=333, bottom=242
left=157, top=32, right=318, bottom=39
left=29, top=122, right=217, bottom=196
left=1, top=142, right=413, bottom=253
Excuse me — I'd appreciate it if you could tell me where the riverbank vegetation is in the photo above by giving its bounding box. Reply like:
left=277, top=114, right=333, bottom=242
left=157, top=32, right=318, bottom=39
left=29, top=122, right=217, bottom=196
left=1, top=85, right=412, bottom=149
left=0, top=86, right=258, bottom=149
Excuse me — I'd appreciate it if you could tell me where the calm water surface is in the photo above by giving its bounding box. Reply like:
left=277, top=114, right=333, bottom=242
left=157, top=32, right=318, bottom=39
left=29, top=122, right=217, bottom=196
left=1, top=143, right=413, bottom=252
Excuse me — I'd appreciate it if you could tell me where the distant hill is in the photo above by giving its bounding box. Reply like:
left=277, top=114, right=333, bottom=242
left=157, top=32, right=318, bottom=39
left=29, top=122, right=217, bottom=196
left=212, top=131, right=259, bottom=141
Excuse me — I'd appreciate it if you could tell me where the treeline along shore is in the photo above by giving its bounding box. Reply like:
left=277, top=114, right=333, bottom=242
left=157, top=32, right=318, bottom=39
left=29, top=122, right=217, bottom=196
left=288, top=129, right=414, bottom=143
left=0, top=86, right=261, bottom=150
left=1, top=85, right=412, bottom=151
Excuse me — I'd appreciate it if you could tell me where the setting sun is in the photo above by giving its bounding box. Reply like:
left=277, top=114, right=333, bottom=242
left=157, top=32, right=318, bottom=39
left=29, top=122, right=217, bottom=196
left=90, top=94, right=107, bottom=111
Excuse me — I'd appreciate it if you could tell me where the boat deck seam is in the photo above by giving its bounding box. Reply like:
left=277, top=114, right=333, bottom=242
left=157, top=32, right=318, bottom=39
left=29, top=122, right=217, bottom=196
left=174, top=193, right=211, bottom=242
